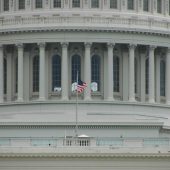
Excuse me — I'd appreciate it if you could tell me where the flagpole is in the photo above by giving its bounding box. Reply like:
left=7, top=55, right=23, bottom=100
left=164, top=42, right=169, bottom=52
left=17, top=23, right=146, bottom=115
left=75, top=71, right=78, bottom=137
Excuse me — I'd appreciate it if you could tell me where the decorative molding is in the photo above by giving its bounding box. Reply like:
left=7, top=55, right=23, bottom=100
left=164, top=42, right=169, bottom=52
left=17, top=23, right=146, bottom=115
left=84, top=42, right=92, bottom=48
left=38, top=42, right=46, bottom=48
left=61, top=42, right=69, bottom=48
left=128, top=44, right=136, bottom=50
left=107, top=43, right=115, bottom=49
left=0, top=152, right=170, bottom=158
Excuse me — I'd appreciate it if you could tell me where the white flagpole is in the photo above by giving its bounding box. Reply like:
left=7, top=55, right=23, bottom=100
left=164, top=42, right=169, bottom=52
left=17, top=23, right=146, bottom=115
left=75, top=71, right=78, bottom=137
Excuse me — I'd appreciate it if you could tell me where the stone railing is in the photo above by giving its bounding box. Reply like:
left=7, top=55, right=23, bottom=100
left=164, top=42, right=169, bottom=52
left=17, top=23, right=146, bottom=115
left=0, top=16, right=170, bottom=34
left=0, top=137, right=170, bottom=149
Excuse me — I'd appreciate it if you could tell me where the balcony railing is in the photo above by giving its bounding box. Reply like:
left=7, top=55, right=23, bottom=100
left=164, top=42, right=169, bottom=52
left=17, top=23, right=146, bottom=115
left=0, top=16, right=170, bottom=34
left=0, top=137, right=170, bottom=148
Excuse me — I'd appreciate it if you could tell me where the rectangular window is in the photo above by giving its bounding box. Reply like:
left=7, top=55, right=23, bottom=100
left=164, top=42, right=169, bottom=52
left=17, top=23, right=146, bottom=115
left=4, top=0, right=9, bottom=11
left=72, top=0, right=80, bottom=8
left=35, top=0, right=43, bottom=8
left=110, top=0, right=117, bottom=9
left=19, top=0, right=25, bottom=10
left=91, top=0, right=99, bottom=8
left=128, top=0, right=134, bottom=10
left=143, top=0, right=149, bottom=12
left=157, top=0, right=162, bottom=13
left=54, top=0, right=61, bottom=8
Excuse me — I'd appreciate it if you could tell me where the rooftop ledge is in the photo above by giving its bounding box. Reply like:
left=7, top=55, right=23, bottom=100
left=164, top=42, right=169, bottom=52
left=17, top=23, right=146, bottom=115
left=0, top=15, right=169, bottom=36
left=0, top=147, right=170, bottom=158
left=0, top=99, right=170, bottom=109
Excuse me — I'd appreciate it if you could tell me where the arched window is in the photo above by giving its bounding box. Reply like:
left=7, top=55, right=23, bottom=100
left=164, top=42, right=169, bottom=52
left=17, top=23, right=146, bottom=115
left=18, top=0, right=25, bottom=10
left=15, top=58, right=18, bottom=93
left=72, top=0, right=80, bottom=8
left=145, top=58, right=149, bottom=94
left=160, top=60, right=165, bottom=96
left=91, top=0, right=99, bottom=8
left=54, top=0, right=61, bottom=8
left=4, top=0, right=9, bottom=11
left=91, top=55, right=100, bottom=91
left=157, top=0, right=162, bottom=13
left=72, top=55, right=81, bottom=83
left=143, top=0, right=149, bottom=12
left=4, top=58, right=7, bottom=94
left=52, top=55, right=61, bottom=91
left=128, top=0, right=134, bottom=10
left=35, top=0, right=43, bottom=8
left=113, top=56, right=119, bottom=92
left=110, top=0, right=117, bottom=9
left=33, top=55, right=39, bottom=92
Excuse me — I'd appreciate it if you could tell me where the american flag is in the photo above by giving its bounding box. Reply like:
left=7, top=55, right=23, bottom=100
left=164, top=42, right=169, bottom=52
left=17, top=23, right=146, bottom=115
left=76, top=79, right=87, bottom=93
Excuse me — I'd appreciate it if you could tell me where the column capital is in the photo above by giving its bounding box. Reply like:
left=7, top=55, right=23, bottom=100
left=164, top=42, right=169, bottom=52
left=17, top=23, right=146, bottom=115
left=84, top=42, right=92, bottom=48
left=128, top=44, right=136, bottom=50
left=16, top=43, right=24, bottom=49
left=0, top=44, right=3, bottom=49
left=38, top=42, right=46, bottom=48
left=149, top=45, right=156, bottom=51
left=167, top=47, right=170, bottom=53
left=61, top=42, right=69, bottom=48
left=107, top=43, right=115, bottom=48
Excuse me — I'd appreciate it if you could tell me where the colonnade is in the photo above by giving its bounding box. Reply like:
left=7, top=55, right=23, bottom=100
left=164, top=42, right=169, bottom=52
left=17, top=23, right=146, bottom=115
left=0, top=42, right=169, bottom=104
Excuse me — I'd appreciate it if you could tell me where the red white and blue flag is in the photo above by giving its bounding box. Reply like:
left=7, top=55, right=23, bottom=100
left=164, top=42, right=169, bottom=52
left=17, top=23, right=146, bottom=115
left=77, top=79, right=87, bottom=93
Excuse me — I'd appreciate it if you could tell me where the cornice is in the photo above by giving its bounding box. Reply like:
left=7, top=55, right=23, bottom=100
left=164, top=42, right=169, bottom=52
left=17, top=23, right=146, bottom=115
left=0, top=153, right=170, bottom=159
left=0, top=122, right=164, bottom=129
left=0, top=27, right=169, bottom=38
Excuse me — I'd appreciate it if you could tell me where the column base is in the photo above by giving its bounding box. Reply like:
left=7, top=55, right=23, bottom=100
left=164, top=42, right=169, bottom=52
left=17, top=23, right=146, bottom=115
left=84, top=97, right=91, bottom=101
left=166, top=101, right=170, bottom=105
left=149, top=98, right=155, bottom=103
left=129, top=97, right=136, bottom=102
left=17, top=98, right=24, bottom=102
left=0, top=99, right=4, bottom=103
left=39, top=97, right=46, bottom=101
left=61, top=97, right=69, bottom=101
left=106, top=97, right=114, bottom=102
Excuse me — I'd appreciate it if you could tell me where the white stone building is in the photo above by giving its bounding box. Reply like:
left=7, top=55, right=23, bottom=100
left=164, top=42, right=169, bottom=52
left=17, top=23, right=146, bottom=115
left=0, top=0, right=170, bottom=169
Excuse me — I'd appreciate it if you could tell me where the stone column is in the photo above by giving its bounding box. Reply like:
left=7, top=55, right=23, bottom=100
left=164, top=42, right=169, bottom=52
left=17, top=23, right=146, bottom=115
left=128, top=44, right=136, bottom=102
left=84, top=42, right=92, bottom=101
left=149, top=45, right=156, bottom=103
left=166, top=48, right=170, bottom=104
left=61, top=42, right=69, bottom=101
left=140, top=53, right=146, bottom=102
left=39, top=42, right=46, bottom=101
left=106, top=43, right=114, bottom=101
left=0, top=45, right=4, bottom=103
left=17, top=44, right=24, bottom=102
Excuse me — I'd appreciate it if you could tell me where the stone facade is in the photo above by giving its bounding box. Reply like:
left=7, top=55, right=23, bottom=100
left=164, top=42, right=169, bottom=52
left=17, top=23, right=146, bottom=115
left=0, top=0, right=170, bottom=169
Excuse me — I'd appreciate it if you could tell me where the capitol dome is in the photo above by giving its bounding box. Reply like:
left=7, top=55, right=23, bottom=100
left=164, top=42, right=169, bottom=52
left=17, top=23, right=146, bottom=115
left=0, top=0, right=170, bottom=169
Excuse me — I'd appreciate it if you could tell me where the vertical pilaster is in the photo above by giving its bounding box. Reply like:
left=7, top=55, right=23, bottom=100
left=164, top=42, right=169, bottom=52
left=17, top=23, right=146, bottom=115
left=120, top=0, right=126, bottom=11
left=39, top=42, right=46, bottom=101
left=156, top=54, right=160, bottom=103
left=17, top=44, right=24, bottom=102
left=84, top=42, right=92, bottom=101
left=140, top=53, right=146, bottom=102
left=122, top=50, right=129, bottom=101
left=106, top=43, right=114, bottom=101
left=61, top=42, right=69, bottom=101
left=166, top=48, right=170, bottom=104
left=128, top=44, right=136, bottom=102
left=148, top=45, right=156, bottom=103
left=7, top=52, right=12, bottom=102
left=0, top=45, right=4, bottom=103
left=137, top=0, right=143, bottom=12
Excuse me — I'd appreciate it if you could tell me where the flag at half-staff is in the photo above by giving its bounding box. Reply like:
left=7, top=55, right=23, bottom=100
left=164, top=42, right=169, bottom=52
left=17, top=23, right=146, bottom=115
left=76, top=79, right=87, bottom=93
